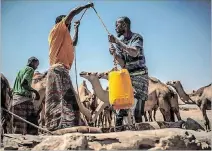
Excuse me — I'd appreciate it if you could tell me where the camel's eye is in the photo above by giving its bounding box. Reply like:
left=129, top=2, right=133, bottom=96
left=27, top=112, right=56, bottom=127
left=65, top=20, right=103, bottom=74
left=33, top=78, right=41, bottom=84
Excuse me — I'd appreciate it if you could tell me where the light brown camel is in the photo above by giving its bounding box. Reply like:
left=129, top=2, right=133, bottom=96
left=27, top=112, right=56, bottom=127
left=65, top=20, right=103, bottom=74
left=1, top=73, right=13, bottom=135
left=166, top=80, right=195, bottom=104
left=80, top=71, right=181, bottom=123
left=148, top=77, right=182, bottom=122
left=78, top=80, right=92, bottom=103
left=166, top=80, right=211, bottom=131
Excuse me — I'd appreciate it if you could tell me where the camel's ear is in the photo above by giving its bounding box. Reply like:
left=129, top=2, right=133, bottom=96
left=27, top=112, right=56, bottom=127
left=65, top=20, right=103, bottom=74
left=98, top=73, right=102, bottom=79
left=94, top=72, right=98, bottom=76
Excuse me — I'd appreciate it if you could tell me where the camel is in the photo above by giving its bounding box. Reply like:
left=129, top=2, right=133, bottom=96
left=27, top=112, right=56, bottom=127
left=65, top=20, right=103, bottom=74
left=166, top=81, right=195, bottom=104
left=166, top=80, right=211, bottom=131
left=97, top=71, right=179, bottom=122
left=148, top=77, right=182, bottom=122
left=1, top=73, right=13, bottom=136
left=78, top=80, right=92, bottom=103
left=79, top=71, right=180, bottom=124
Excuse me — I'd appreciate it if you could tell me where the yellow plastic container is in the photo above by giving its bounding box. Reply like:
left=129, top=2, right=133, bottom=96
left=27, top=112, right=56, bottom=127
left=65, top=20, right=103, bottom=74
left=108, top=69, right=134, bottom=109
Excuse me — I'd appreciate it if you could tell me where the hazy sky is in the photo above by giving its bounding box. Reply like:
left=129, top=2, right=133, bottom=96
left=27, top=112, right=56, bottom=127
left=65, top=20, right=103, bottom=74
left=1, top=0, right=211, bottom=92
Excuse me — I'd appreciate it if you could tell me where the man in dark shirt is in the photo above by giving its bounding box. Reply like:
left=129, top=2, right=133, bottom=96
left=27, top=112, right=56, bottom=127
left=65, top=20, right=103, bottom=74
left=108, top=16, right=149, bottom=126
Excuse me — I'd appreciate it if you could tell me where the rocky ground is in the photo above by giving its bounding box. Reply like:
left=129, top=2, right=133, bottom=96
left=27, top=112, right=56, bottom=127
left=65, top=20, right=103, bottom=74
left=1, top=105, right=212, bottom=150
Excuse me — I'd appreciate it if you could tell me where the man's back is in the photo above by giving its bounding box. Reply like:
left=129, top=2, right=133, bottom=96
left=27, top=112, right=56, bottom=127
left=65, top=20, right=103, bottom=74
left=13, top=66, right=34, bottom=98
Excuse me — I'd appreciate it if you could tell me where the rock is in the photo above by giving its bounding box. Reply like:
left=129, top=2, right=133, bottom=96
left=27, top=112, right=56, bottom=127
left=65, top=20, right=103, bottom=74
left=32, top=133, right=88, bottom=150
left=2, top=127, right=211, bottom=150
left=3, top=134, right=45, bottom=150
left=183, top=118, right=205, bottom=131
left=102, top=121, right=184, bottom=133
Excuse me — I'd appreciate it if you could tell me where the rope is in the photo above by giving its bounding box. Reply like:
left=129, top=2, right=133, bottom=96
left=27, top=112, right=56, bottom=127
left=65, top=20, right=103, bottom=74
left=2, top=108, right=53, bottom=135
left=92, top=7, right=110, bottom=35
left=90, top=3, right=118, bottom=69
left=79, top=8, right=88, bottom=21
left=74, top=7, right=91, bottom=125
left=74, top=1, right=118, bottom=125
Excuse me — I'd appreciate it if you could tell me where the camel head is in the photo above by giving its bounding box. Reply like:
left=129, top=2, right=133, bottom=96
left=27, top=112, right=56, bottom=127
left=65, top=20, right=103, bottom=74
left=98, top=72, right=109, bottom=80
left=79, top=71, right=98, bottom=81
left=166, top=81, right=181, bottom=87
left=98, top=68, right=117, bottom=80
left=32, top=71, right=47, bottom=90
left=166, top=80, right=181, bottom=88
left=31, top=71, right=48, bottom=113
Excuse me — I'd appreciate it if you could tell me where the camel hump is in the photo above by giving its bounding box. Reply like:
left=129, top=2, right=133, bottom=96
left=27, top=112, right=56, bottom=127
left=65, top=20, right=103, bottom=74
left=194, top=83, right=212, bottom=95
left=149, top=77, right=161, bottom=83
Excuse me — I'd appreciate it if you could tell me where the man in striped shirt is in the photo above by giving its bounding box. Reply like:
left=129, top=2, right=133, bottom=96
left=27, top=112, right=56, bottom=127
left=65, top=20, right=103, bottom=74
left=108, top=16, right=149, bottom=126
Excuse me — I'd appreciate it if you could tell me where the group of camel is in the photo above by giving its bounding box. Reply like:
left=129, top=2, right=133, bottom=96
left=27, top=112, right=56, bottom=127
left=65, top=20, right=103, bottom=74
left=1, top=68, right=211, bottom=135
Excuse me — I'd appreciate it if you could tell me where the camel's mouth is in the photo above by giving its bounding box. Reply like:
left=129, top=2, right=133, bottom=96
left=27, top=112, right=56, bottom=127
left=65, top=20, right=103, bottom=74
left=98, top=72, right=108, bottom=79
left=79, top=72, right=98, bottom=77
left=79, top=72, right=89, bottom=76
left=166, top=81, right=176, bottom=85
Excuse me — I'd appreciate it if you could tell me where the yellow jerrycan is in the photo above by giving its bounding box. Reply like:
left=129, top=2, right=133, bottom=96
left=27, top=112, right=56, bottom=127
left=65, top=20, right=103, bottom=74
left=108, top=69, right=134, bottom=109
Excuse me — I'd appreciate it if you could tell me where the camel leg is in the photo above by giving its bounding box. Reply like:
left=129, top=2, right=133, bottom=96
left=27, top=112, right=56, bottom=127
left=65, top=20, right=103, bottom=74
left=94, top=117, right=97, bottom=127
left=144, top=111, right=148, bottom=122
left=105, top=114, right=108, bottom=128
left=170, top=108, right=175, bottom=122
left=74, top=93, right=92, bottom=121
left=158, top=96, right=171, bottom=122
left=91, top=100, right=109, bottom=124
left=108, top=113, right=112, bottom=127
left=101, top=113, right=104, bottom=127
left=153, top=106, right=158, bottom=121
left=103, top=112, right=106, bottom=128
left=97, top=113, right=101, bottom=127
left=127, top=110, right=133, bottom=125
left=159, top=108, right=166, bottom=121
left=172, top=107, right=181, bottom=121
left=148, top=110, right=153, bottom=122
left=201, top=100, right=210, bottom=131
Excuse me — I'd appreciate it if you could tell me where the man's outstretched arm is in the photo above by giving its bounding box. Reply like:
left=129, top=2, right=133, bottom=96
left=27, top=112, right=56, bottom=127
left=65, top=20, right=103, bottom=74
left=64, top=2, right=94, bottom=25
